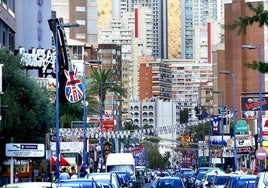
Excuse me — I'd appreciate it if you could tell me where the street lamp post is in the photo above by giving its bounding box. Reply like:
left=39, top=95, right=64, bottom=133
left=219, top=71, right=237, bottom=171
left=99, top=82, right=104, bottom=172
left=54, top=20, right=79, bottom=180
left=82, top=58, right=89, bottom=169
left=241, top=44, right=263, bottom=171
left=213, top=91, right=224, bottom=169
left=116, top=99, right=124, bottom=153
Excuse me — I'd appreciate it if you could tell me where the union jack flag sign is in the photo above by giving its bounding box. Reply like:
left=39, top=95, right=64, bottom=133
left=64, top=68, right=83, bottom=103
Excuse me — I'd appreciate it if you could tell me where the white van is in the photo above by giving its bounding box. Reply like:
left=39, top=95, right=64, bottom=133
left=105, top=153, right=135, bottom=177
left=255, top=172, right=268, bottom=188
left=105, top=153, right=136, bottom=187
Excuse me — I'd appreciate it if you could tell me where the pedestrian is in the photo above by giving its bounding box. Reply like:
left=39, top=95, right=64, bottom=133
left=59, top=167, right=70, bottom=180
left=253, top=166, right=259, bottom=175
left=70, top=166, right=77, bottom=179
left=78, top=166, right=87, bottom=178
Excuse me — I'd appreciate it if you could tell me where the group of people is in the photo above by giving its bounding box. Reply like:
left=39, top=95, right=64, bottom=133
left=225, top=165, right=259, bottom=175
left=59, top=165, right=88, bottom=180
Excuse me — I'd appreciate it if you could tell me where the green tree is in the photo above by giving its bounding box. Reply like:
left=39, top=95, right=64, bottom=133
left=142, top=142, right=165, bottom=169
left=89, top=69, right=127, bottom=114
left=186, top=121, right=210, bottom=147
left=59, top=102, right=83, bottom=128
left=0, top=50, right=54, bottom=161
left=163, top=151, right=171, bottom=169
left=180, top=108, right=189, bottom=124
left=57, top=73, right=104, bottom=128
left=226, top=2, right=268, bottom=73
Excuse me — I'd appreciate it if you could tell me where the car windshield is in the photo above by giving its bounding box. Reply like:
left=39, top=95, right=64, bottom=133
left=181, top=170, right=195, bottom=178
left=106, top=165, right=134, bottom=175
left=157, top=179, right=184, bottom=188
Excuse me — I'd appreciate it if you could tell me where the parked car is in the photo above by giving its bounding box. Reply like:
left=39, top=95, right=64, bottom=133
left=231, top=175, right=257, bottom=188
left=115, top=171, right=133, bottom=187
left=195, top=167, right=211, bottom=176
left=155, top=176, right=186, bottom=188
left=91, top=179, right=116, bottom=188
left=255, top=171, right=268, bottom=188
left=223, top=174, right=240, bottom=188
left=194, top=171, right=206, bottom=188
left=56, top=179, right=100, bottom=188
left=201, top=171, right=226, bottom=188
left=1, top=182, right=56, bottom=188
left=154, top=171, right=170, bottom=185
left=241, top=180, right=255, bottom=188
left=85, top=172, right=124, bottom=188
left=211, top=174, right=232, bottom=188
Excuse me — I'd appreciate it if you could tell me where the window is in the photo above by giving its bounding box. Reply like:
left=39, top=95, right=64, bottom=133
left=2, top=31, right=6, bottom=46
left=76, top=6, right=86, bottom=12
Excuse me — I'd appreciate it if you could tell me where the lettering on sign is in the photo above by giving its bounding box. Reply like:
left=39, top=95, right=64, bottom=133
left=236, top=147, right=252, bottom=154
left=5, top=143, right=45, bottom=157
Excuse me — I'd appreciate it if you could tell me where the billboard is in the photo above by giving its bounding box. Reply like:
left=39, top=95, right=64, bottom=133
left=241, top=96, right=268, bottom=119
left=241, top=96, right=268, bottom=111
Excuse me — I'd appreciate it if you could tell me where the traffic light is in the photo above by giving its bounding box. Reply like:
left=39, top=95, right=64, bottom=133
left=194, top=105, right=202, bottom=120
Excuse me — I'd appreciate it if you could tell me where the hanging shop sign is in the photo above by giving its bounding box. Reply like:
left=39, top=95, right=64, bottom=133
left=236, top=146, right=253, bottom=154
left=236, top=135, right=254, bottom=147
left=102, top=120, right=115, bottom=132
left=236, top=120, right=250, bottom=135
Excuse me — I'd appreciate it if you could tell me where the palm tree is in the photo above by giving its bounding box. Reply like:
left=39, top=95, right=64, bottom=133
left=89, top=69, right=127, bottom=115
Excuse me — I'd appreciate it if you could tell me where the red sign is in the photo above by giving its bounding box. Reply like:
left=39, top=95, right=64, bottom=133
left=102, top=120, right=115, bottom=132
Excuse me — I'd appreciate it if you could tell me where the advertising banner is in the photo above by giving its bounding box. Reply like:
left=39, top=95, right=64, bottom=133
left=102, top=120, right=115, bottom=132
left=241, top=96, right=268, bottom=111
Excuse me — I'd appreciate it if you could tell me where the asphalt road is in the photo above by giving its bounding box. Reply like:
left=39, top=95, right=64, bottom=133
left=142, top=180, right=155, bottom=188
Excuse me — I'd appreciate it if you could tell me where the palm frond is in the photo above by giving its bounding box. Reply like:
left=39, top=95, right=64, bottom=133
left=243, top=61, right=268, bottom=73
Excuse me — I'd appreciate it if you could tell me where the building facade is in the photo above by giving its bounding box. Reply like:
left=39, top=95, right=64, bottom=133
left=169, top=59, right=213, bottom=121
left=139, top=57, right=172, bottom=100
left=15, top=0, right=51, bottom=50
left=0, top=0, right=15, bottom=50
left=180, top=0, right=224, bottom=60
left=52, top=0, right=98, bottom=45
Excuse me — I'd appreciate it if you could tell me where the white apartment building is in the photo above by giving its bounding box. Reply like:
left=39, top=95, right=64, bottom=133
left=130, top=98, right=180, bottom=156
left=99, top=6, right=154, bottom=112
left=168, top=59, right=213, bottom=121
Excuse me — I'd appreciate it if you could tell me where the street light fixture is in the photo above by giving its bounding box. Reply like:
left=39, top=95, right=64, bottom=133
left=213, top=91, right=224, bottom=169
left=53, top=19, right=79, bottom=179
left=241, top=44, right=263, bottom=171
left=219, top=70, right=237, bottom=171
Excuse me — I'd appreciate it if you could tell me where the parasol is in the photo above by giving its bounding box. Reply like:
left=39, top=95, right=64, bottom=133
left=50, top=155, right=70, bottom=166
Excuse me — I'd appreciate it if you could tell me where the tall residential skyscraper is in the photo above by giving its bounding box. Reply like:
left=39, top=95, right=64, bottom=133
left=181, top=0, right=224, bottom=60
left=52, top=0, right=98, bottom=45
left=119, top=0, right=168, bottom=59
left=15, top=0, right=52, bottom=50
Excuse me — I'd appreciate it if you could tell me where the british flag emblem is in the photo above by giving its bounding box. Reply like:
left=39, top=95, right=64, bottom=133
left=64, top=68, right=83, bottom=103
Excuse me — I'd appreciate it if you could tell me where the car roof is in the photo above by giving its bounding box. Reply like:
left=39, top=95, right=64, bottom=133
left=1, top=182, right=56, bottom=188
left=158, top=176, right=182, bottom=180
left=237, top=175, right=257, bottom=179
